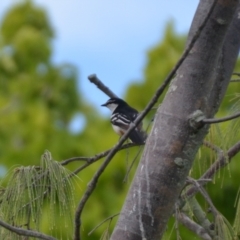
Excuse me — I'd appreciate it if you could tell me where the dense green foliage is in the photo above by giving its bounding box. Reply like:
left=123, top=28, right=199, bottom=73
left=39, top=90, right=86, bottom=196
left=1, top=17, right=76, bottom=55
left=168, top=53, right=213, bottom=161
left=0, top=1, right=82, bottom=167
left=1, top=1, right=240, bottom=240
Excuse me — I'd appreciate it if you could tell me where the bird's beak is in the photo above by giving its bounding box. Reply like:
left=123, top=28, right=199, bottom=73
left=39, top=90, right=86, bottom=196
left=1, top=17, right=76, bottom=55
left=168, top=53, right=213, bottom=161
left=101, top=102, right=107, bottom=107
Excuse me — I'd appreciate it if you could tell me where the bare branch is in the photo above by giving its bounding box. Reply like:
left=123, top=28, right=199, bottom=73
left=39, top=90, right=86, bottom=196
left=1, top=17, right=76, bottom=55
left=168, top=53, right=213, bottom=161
left=88, top=74, right=118, bottom=98
left=232, top=72, right=240, bottom=77
left=177, top=212, right=212, bottom=240
left=61, top=143, right=140, bottom=166
left=185, top=140, right=240, bottom=199
left=73, top=142, right=142, bottom=239
left=61, top=156, right=89, bottom=165
left=73, top=145, right=142, bottom=240
left=74, top=147, right=122, bottom=240
left=88, top=213, right=119, bottom=236
left=0, top=219, right=56, bottom=240
left=187, top=178, right=218, bottom=218
left=123, top=146, right=143, bottom=183
left=65, top=143, right=141, bottom=177
left=202, top=112, right=240, bottom=124
left=187, top=197, right=214, bottom=236
left=230, top=79, right=240, bottom=82
left=203, top=140, right=223, bottom=155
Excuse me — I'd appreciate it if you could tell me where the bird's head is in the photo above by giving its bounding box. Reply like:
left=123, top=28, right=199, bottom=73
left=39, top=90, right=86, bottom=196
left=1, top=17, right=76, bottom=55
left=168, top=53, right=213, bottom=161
left=101, top=97, right=127, bottom=112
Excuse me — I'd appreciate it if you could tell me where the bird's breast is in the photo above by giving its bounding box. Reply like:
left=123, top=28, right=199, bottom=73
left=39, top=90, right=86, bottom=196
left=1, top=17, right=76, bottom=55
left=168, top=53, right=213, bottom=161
left=112, top=124, right=125, bottom=136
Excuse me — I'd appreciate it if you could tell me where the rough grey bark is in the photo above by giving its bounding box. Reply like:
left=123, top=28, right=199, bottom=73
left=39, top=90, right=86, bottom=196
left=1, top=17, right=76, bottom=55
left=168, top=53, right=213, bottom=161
left=111, top=0, right=240, bottom=239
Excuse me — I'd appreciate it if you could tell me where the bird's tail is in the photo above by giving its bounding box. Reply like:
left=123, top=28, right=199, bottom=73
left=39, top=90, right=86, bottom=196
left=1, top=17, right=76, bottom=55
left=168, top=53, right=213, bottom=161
left=129, top=128, right=147, bottom=144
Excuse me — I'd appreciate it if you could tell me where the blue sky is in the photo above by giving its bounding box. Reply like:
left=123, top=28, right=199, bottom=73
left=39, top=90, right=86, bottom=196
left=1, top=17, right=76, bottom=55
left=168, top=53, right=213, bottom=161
left=0, top=1, right=198, bottom=131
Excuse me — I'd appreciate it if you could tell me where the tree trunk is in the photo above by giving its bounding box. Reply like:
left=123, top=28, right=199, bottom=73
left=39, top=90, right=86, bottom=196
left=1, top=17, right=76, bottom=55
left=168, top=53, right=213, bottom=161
left=111, top=0, right=240, bottom=239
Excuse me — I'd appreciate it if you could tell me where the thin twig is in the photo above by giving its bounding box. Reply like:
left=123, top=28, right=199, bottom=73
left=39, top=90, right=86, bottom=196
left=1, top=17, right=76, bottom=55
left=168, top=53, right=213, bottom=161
left=203, top=140, right=223, bottom=155
left=202, top=111, right=240, bottom=124
left=88, top=74, right=118, bottom=98
left=73, top=132, right=145, bottom=239
left=73, top=1, right=217, bottom=239
left=61, top=143, right=139, bottom=166
left=61, top=156, right=89, bottom=165
left=232, top=72, right=240, bottom=76
left=73, top=148, right=122, bottom=240
left=123, top=146, right=143, bottom=183
left=230, top=79, right=240, bottom=82
left=185, top=140, right=240, bottom=199
left=67, top=143, right=141, bottom=177
left=88, top=213, right=119, bottom=236
left=174, top=204, right=181, bottom=240
left=0, top=219, right=56, bottom=240
left=187, top=177, right=218, bottom=218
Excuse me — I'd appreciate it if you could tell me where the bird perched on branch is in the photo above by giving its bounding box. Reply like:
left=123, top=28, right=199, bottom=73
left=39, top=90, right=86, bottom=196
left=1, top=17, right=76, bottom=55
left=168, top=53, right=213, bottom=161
left=101, top=97, right=147, bottom=144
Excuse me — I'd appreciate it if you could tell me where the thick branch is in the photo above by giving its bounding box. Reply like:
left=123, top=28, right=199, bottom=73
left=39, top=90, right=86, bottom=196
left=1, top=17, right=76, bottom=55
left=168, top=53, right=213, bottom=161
left=208, top=3, right=240, bottom=115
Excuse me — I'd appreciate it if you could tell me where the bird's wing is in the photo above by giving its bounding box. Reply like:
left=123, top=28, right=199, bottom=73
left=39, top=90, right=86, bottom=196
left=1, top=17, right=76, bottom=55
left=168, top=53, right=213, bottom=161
left=111, top=112, right=130, bottom=130
left=111, top=112, right=146, bottom=144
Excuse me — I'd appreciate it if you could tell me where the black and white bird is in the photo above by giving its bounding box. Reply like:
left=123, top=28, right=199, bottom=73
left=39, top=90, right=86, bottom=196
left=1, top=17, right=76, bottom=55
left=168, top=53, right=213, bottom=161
left=101, top=97, right=146, bottom=144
